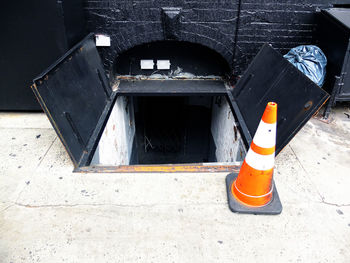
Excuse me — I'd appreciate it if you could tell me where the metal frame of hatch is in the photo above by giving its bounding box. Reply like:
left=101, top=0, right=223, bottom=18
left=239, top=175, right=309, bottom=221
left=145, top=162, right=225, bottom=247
left=32, top=78, right=245, bottom=173
left=32, top=33, right=329, bottom=173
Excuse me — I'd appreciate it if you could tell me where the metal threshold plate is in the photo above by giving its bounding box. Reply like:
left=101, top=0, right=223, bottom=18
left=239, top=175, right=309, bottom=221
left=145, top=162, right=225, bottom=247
left=115, top=79, right=228, bottom=96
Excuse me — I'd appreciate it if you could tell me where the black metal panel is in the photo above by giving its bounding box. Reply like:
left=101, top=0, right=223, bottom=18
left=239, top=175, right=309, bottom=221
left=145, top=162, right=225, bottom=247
left=33, top=34, right=114, bottom=167
left=232, top=44, right=329, bottom=155
left=340, top=46, right=350, bottom=99
left=326, top=8, right=350, bottom=29
left=317, top=8, right=350, bottom=117
left=116, top=80, right=228, bottom=96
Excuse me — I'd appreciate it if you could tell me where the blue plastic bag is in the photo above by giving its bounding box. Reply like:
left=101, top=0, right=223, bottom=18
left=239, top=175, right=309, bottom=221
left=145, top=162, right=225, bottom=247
left=283, top=45, right=327, bottom=87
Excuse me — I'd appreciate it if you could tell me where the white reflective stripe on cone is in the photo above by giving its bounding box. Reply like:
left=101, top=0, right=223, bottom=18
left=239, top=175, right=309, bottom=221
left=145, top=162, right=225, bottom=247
left=234, top=180, right=274, bottom=198
left=252, top=120, right=276, bottom=149
left=245, top=149, right=275, bottom=171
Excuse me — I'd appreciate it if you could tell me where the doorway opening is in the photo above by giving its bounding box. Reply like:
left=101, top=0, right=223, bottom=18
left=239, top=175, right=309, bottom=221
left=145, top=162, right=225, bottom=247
left=91, top=95, right=245, bottom=166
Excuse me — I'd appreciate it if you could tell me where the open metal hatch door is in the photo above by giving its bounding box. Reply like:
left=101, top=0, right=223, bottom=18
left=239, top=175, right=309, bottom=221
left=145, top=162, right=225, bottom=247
left=33, top=35, right=328, bottom=172
left=228, top=44, right=329, bottom=155
left=32, top=33, right=117, bottom=168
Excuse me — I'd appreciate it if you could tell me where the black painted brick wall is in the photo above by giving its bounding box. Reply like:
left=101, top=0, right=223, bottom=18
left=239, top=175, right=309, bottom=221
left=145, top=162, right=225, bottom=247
left=83, top=0, right=240, bottom=76
left=233, top=0, right=337, bottom=74
left=83, top=0, right=337, bottom=76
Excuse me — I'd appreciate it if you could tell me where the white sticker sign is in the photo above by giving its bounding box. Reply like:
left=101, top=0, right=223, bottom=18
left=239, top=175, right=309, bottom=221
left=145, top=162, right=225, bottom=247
left=157, top=60, right=171, bottom=70
left=140, top=60, right=154, bottom=70
left=95, top=34, right=111, bottom=47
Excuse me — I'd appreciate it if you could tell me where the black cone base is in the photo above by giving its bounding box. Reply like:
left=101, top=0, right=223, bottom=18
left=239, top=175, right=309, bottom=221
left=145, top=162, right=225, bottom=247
left=225, top=172, right=282, bottom=215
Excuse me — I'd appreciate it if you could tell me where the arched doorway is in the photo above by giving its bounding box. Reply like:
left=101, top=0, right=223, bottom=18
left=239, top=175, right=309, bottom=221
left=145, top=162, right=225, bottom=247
left=112, top=41, right=231, bottom=79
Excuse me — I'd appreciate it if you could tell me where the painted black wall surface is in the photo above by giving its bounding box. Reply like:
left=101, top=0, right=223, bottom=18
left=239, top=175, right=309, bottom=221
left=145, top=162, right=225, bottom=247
left=83, top=0, right=337, bottom=77
left=62, top=0, right=87, bottom=47
left=83, top=0, right=240, bottom=77
left=233, top=0, right=338, bottom=75
left=0, top=0, right=86, bottom=110
left=0, top=0, right=341, bottom=110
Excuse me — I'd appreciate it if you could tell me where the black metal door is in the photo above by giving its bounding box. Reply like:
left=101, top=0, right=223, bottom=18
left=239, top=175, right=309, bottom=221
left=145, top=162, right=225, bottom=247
left=229, top=44, right=329, bottom=155
left=33, top=34, right=116, bottom=167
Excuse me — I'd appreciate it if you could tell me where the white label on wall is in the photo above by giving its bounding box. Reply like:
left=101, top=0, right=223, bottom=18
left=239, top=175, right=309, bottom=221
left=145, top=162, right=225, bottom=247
left=157, top=60, right=171, bottom=70
left=95, top=34, right=111, bottom=47
left=140, top=60, right=154, bottom=70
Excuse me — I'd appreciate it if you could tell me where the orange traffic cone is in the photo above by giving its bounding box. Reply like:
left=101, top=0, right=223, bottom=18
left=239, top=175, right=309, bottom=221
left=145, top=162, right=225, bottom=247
left=226, top=102, right=282, bottom=214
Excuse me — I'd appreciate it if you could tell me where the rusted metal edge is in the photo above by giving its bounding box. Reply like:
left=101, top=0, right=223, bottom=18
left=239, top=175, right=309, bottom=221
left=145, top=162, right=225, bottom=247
left=112, top=77, right=226, bottom=91
left=31, top=83, right=79, bottom=167
left=74, top=164, right=241, bottom=173
left=114, top=75, right=223, bottom=81
left=33, top=33, right=94, bottom=83
left=225, top=84, right=252, bottom=151
left=114, top=79, right=228, bottom=96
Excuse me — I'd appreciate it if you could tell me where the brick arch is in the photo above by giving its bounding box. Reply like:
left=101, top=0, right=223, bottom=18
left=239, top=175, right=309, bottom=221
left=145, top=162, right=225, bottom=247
left=93, top=23, right=234, bottom=78
left=98, top=22, right=235, bottom=78
left=109, top=38, right=232, bottom=84
left=178, top=30, right=234, bottom=65
left=84, top=0, right=240, bottom=76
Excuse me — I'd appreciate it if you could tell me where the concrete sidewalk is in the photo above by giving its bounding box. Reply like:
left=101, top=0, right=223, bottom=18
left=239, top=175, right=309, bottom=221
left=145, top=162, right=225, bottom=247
left=0, top=106, right=349, bottom=262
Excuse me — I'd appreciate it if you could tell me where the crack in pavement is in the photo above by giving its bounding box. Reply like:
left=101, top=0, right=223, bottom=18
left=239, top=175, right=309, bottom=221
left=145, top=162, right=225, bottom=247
left=4, top=202, right=227, bottom=209
left=318, top=199, right=350, bottom=207
left=1, top=136, right=58, bottom=212
left=290, top=145, right=350, bottom=208
left=0, top=204, right=15, bottom=213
